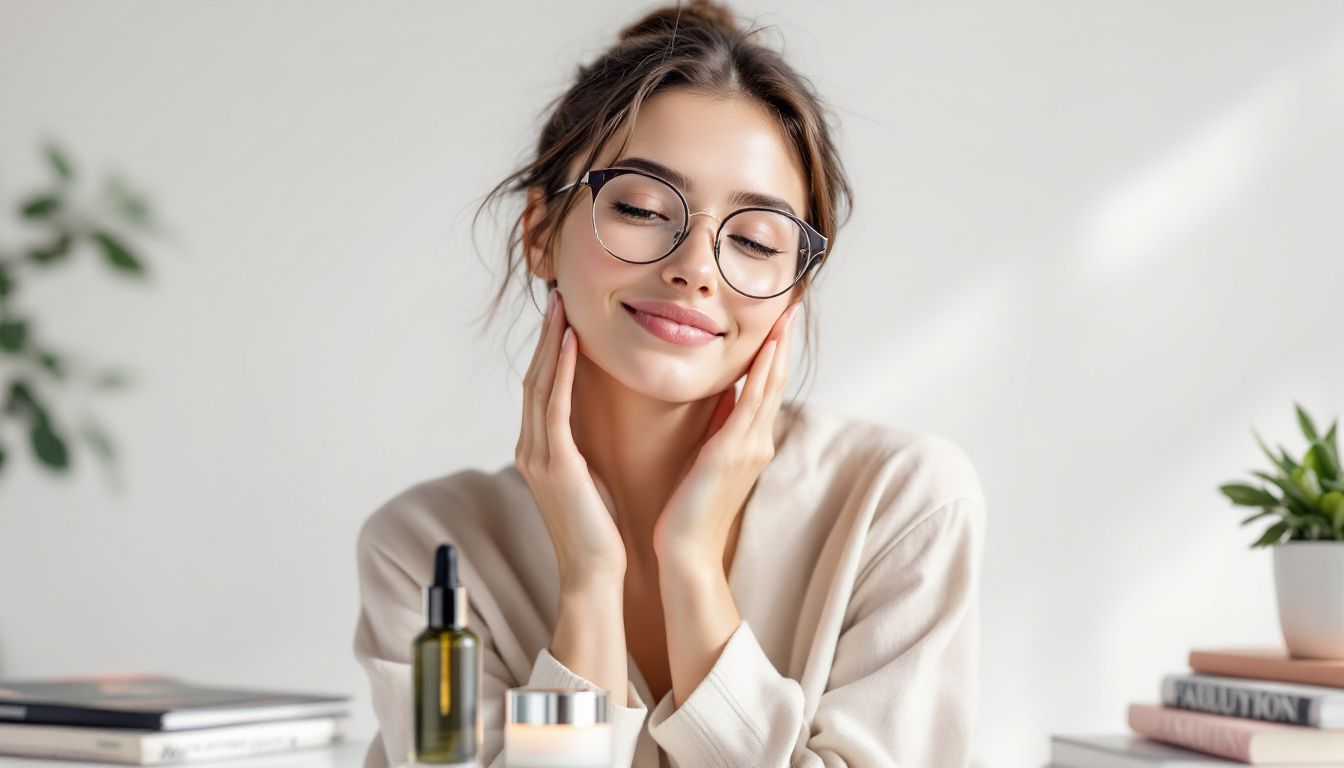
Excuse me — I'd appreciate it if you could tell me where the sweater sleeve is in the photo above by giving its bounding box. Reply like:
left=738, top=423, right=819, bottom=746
left=353, top=509, right=648, bottom=768
left=645, top=497, right=985, bottom=767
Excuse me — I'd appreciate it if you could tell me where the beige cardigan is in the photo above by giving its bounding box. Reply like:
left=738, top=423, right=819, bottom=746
left=353, top=402, right=987, bottom=767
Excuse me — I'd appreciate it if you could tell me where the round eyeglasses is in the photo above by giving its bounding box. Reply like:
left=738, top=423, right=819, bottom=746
left=552, top=167, right=827, bottom=300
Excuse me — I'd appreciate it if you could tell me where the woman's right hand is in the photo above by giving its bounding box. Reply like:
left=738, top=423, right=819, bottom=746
left=516, top=290, right=627, bottom=589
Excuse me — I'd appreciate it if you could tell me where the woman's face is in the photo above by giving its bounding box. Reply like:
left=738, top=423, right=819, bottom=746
left=535, top=89, right=810, bottom=403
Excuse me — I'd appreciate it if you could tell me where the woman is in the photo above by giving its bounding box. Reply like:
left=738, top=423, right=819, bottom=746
left=353, top=2, right=987, bottom=766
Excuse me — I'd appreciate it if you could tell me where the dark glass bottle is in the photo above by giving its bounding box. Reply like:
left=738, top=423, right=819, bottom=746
left=413, top=544, right=482, bottom=765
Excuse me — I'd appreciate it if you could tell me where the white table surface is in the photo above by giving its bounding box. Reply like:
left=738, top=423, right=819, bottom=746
left=0, top=739, right=372, bottom=768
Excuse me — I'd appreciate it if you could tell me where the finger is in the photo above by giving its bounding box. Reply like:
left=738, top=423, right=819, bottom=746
left=516, top=291, right=553, bottom=459
left=704, top=386, right=736, bottom=441
left=524, top=291, right=562, bottom=458
left=720, top=338, right=777, bottom=441
left=534, top=292, right=569, bottom=397
left=516, top=290, right=553, bottom=459
left=533, top=294, right=571, bottom=450
left=751, top=303, right=801, bottom=440
left=546, top=326, right=579, bottom=455
left=522, top=290, right=557, bottom=393
left=729, top=302, right=796, bottom=442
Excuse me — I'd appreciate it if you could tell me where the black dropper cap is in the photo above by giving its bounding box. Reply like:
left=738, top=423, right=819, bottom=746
left=427, top=543, right=468, bottom=630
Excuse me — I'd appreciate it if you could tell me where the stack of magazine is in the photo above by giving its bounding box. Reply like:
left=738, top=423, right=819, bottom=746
left=1052, top=648, right=1344, bottom=766
left=0, top=673, right=350, bottom=765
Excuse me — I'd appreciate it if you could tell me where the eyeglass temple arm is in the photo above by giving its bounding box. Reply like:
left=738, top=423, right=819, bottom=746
left=551, top=172, right=591, bottom=195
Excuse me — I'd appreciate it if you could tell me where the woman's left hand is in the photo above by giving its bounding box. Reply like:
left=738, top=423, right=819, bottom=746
left=652, top=302, right=802, bottom=568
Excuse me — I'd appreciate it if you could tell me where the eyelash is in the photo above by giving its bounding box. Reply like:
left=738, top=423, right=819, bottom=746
left=609, top=201, right=781, bottom=258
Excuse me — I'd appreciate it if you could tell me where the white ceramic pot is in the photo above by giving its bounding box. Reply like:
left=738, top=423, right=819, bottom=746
left=1273, top=541, right=1344, bottom=658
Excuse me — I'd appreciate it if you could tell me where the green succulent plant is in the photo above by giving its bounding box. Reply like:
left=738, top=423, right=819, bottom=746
left=1221, top=403, right=1344, bottom=548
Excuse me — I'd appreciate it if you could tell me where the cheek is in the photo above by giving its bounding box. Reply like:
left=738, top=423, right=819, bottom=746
left=735, top=299, right=788, bottom=344
left=552, top=214, right=625, bottom=332
left=723, top=301, right=789, bottom=369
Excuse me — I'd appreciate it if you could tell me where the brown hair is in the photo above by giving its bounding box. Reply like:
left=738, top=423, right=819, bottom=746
left=472, top=0, right=854, bottom=395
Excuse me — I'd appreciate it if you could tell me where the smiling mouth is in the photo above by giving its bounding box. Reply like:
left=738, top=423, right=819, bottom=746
left=621, top=303, right=726, bottom=346
left=621, top=304, right=726, bottom=335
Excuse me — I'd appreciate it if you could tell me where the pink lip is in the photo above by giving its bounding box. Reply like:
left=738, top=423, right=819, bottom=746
left=622, top=300, right=725, bottom=347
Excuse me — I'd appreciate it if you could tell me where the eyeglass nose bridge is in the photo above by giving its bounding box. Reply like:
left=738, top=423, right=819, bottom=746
left=672, top=209, right=723, bottom=248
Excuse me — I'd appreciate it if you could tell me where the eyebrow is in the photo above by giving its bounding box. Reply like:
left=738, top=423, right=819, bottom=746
left=611, top=156, right=800, bottom=218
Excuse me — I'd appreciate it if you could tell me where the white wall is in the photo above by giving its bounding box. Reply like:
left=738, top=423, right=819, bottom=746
left=2, top=2, right=1342, bottom=765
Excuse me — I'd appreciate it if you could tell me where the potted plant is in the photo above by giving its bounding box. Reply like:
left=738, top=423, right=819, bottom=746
left=1221, top=403, right=1344, bottom=658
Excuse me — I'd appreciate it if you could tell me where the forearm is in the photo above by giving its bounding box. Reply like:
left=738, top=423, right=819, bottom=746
left=658, top=554, right=741, bottom=708
left=550, top=581, right=630, bottom=706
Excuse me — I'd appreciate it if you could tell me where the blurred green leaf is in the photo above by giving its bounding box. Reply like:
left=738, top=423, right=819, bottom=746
left=90, top=231, right=144, bottom=275
left=103, top=176, right=152, bottom=229
left=1255, top=430, right=1296, bottom=474
left=1315, top=440, right=1341, bottom=483
left=1304, top=446, right=1320, bottom=472
left=1221, top=483, right=1280, bottom=507
left=1298, top=402, right=1321, bottom=442
left=30, top=418, right=69, bottom=470
left=1240, top=508, right=1279, bottom=526
left=1303, top=518, right=1323, bottom=539
left=20, top=194, right=61, bottom=219
left=1293, top=465, right=1324, bottom=503
left=93, top=369, right=131, bottom=390
left=5, top=379, right=48, bottom=424
left=0, top=264, right=12, bottom=299
left=0, top=319, right=29, bottom=353
left=1280, top=446, right=1300, bottom=472
left=35, top=348, right=65, bottom=379
left=80, top=420, right=115, bottom=464
left=1254, top=470, right=1317, bottom=516
left=1324, top=490, right=1344, bottom=517
left=4, top=380, right=29, bottom=416
left=1253, top=520, right=1290, bottom=548
left=27, top=231, right=73, bottom=266
left=46, top=144, right=73, bottom=182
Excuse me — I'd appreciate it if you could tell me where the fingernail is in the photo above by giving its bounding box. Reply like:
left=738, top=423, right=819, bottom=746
left=562, top=326, right=573, bottom=348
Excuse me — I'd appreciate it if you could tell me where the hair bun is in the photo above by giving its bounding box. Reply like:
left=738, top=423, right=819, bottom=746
left=618, top=0, right=740, bottom=42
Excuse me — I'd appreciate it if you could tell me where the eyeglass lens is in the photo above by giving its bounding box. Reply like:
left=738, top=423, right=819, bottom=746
left=593, top=173, right=810, bottom=298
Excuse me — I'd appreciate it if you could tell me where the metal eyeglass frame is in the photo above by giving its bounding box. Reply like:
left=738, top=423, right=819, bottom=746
left=551, top=167, right=828, bottom=300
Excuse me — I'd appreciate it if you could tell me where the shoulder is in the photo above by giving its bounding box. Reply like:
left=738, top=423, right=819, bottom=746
left=356, top=464, right=535, bottom=573
left=775, top=402, right=987, bottom=549
left=780, top=402, right=985, bottom=509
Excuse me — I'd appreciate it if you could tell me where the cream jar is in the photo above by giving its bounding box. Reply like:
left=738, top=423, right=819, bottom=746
left=504, top=688, right=612, bottom=768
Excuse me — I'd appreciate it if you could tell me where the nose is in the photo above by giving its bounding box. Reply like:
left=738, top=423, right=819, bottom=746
left=661, top=210, right=721, bottom=296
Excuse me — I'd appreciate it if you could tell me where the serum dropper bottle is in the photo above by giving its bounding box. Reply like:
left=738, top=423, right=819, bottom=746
left=413, top=543, right=482, bottom=765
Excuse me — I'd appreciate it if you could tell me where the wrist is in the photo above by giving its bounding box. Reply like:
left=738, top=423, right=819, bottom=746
left=556, top=583, right=624, bottom=635
left=559, top=572, right=625, bottom=604
left=654, top=532, right=723, bottom=570
left=656, top=549, right=723, bottom=585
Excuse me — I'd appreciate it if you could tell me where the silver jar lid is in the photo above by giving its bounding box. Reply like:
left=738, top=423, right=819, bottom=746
left=506, top=688, right=609, bottom=726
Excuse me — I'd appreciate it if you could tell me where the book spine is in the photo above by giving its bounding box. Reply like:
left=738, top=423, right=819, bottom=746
left=1128, top=704, right=1253, bottom=763
left=1189, top=650, right=1344, bottom=689
left=0, top=718, right=343, bottom=766
left=140, top=719, right=343, bottom=765
left=0, top=703, right=163, bottom=730
left=1162, top=675, right=1321, bottom=727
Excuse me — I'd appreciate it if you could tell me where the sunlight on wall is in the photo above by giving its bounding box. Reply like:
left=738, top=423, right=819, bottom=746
left=838, top=263, right=1019, bottom=410
left=1079, top=74, right=1297, bottom=282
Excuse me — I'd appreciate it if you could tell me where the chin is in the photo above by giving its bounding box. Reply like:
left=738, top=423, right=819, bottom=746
left=591, top=344, right=731, bottom=404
